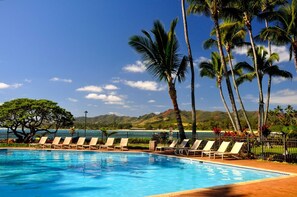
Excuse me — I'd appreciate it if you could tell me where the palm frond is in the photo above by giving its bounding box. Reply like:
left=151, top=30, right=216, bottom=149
left=176, top=56, right=188, bottom=83
left=203, top=38, right=217, bottom=49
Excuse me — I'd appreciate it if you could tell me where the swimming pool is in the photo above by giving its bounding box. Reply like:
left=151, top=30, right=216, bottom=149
left=0, top=149, right=287, bottom=197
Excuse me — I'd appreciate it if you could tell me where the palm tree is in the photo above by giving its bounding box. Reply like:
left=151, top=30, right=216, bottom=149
left=236, top=46, right=293, bottom=128
left=230, top=0, right=266, bottom=132
left=129, top=19, right=187, bottom=140
left=204, top=21, right=254, bottom=133
left=258, top=0, right=288, bottom=124
left=187, top=0, right=242, bottom=132
left=260, top=0, right=297, bottom=73
left=200, top=52, right=237, bottom=131
left=181, top=0, right=197, bottom=140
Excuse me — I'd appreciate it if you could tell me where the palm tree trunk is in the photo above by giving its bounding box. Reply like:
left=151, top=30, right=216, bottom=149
left=245, top=14, right=264, bottom=133
left=219, top=83, right=237, bottom=131
left=265, top=77, right=272, bottom=124
left=181, top=0, right=197, bottom=140
left=213, top=17, right=242, bottom=132
left=264, top=18, right=272, bottom=125
left=227, top=51, right=253, bottom=134
left=293, top=43, right=297, bottom=73
left=168, top=83, right=186, bottom=140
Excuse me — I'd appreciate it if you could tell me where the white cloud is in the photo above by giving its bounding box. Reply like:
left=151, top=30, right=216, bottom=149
left=148, top=100, right=155, bottom=103
left=0, top=82, right=22, bottom=89
left=194, top=57, right=209, bottom=67
left=50, top=77, right=72, bottom=83
left=270, top=89, right=297, bottom=105
left=272, top=77, right=291, bottom=84
left=123, top=61, right=146, bottom=73
left=244, top=89, right=297, bottom=105
left=67, top=98, right=78, bottom=102
left=271, top=45, right=290, bottom=63
left=233, top=45, right=290, bottom=63
left=104, top=84, right=118, bottom=90
left=24, top=79, right=32, bottom=83
left=108, top=112, right=123, bottom=116
left=123, top=80, right=165, bottom=91
left=233, top=46, right=249, bottom=55
left=76, top=85, right=103, bottom=93
left=85, top=93, right=123, bottom=104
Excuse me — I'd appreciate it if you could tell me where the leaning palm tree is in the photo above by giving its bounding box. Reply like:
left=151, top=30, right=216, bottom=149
left=204, top=21, right=253, bottom=133
left=187, top=0, right=242, bottom=132
left=129, top=19, right=187, bottom=140
left=236, top=46, right=293, bottom=128
left=200, top=52, right=237, bottom=131
left=181, top=0, right=197, bottom=140
left=260, top=0, right=297, bottom=73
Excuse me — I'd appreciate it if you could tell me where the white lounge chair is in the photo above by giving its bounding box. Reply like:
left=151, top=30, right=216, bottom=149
left=203, top=141, right=231, bottom=158
left=214, top=142, right=244, bottom=159
left=100, top=138, right=115, bottom=150
left=43, top=137, right=61, bottom=149
left=53, top=137, right=72, bottom=149
left=183, top=139, right=203, bottom=155
left=83, top=137, right=99, bottom=150
left=115, top=138, right=129, bottom=151
left=174, top=139, right=190, bottom=154
left=70, top=137, right=86, bottom=149
left=29, top=136, right=48, bottom=148
left=156, top=139, right=178, bottom=151
left=187, top=140, right=215, bottom=156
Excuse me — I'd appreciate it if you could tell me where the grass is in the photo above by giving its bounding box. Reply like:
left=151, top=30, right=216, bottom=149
left=251, top=145, right=297, bottom=154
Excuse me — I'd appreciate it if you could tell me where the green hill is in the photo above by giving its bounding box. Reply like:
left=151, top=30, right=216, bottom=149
left=74, top=109, right=258, bottom=130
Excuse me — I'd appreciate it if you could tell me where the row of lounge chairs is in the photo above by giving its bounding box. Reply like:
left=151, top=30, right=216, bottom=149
left=29, top=137, right=129, bottom=151
left=156, top=139, right=244, bottom=160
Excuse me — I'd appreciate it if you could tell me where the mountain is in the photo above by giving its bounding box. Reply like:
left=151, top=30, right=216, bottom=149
left=74, top=109, right=258, bottom=130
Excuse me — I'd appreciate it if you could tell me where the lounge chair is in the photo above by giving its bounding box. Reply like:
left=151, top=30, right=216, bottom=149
left=70, top=137, right=86, bottom=149
left=83, top=137, right=99, bottom=150
left=214, top=142, right=244, bottom=159
left=156, top=139, right=178, bottom=151
left=100, top=137, right=115, bottom=150
left=43, top=137, right=61, bottom=149
left=29, top=136, right=48, bottom=148
left=174, top=139, right=190, bottom=154
left=182, top=139, right=202, bottom=155
left=53, top=137, right=72, bottom=149
left=115, top=138, right=129, bottom=151
left=187, top=140, right=215, bottom=156
left=203, top=141, right=230, bottom=158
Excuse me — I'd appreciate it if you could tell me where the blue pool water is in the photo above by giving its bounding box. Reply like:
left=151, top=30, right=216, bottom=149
left=0, top=149, right=287, bottom=197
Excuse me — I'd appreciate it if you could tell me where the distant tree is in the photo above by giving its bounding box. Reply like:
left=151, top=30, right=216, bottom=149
left=0, top=98, right=74, bottom=143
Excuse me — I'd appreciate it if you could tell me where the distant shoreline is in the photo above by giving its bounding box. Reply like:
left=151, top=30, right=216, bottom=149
left=116, top=129, right=213, bottom=133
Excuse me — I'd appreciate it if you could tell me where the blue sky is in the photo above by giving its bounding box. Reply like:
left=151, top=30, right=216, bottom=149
left=0, top=0, right=296, bottom=118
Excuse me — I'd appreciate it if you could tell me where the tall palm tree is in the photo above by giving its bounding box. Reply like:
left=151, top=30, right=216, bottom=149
left=230, top=0, right=266, bottom=132
left=181, top=0, right=197, bottom=140
left=236, top=46, right=293, bottom=128
left=204, top=21, right=253, bottom=133
left=187, top=0, right=242, bottom=132
left=258, top=0, right=287, bottom=124
left=129, top=19, right=187, bottom=140
left=260, top=0, right=297, bottom=73
left=200, top=52, right=237, bottom=131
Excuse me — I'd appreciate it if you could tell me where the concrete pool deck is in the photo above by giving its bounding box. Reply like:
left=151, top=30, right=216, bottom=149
left=2, top=147, right=297, bottom=196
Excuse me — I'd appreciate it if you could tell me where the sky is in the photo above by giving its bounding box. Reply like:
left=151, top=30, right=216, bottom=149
left=0, top=0, right=296, bottom=118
